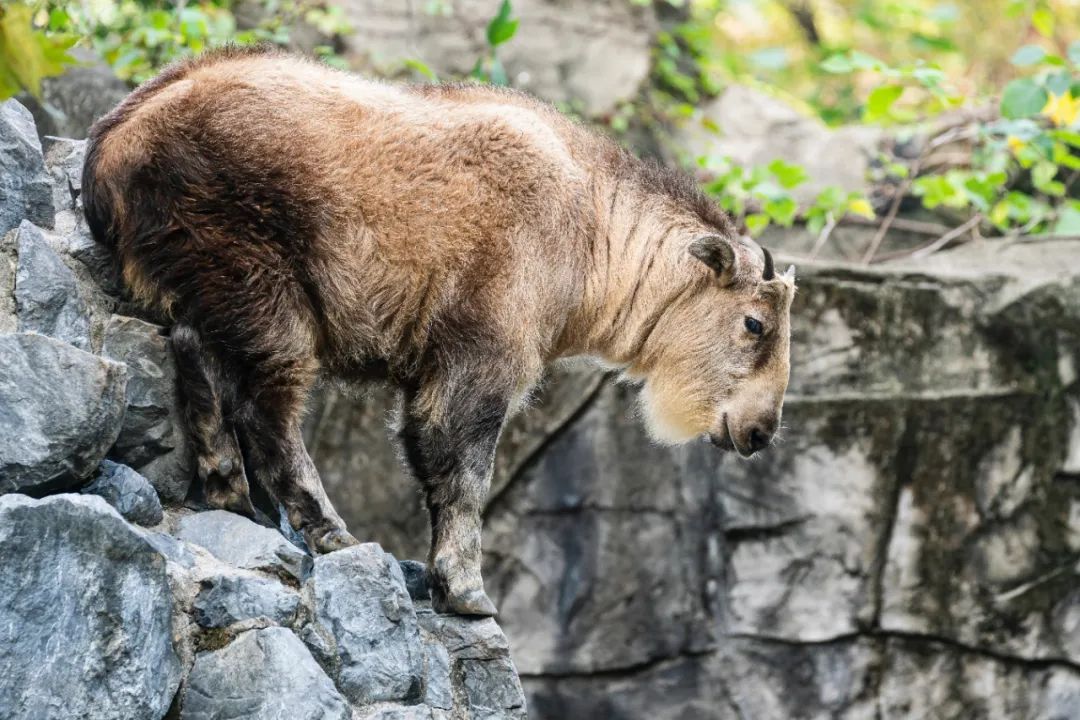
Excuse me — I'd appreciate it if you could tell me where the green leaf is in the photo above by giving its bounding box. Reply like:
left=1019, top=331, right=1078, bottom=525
left=863, top=84, right=904, bottom=122
left=1046, top=71, right=1073, bottom=95
left=849, top=51, right=883, bottom=71
left=1001, top=78, right=1049, bottom=119
left=1032, top=161, right=1065, bottom=196
left=1032, top=7, right=1054, bottom=38
left=1011, top=45, right=1046, bottom=66
left=0, top=3, right=77, bottom=99
left=745, top=213, right=770, bottom=236
left=1051, top=204, right=1080, bottom=234
left=763, top=197, right=798, bottom=226
left=403, top=58, right=438, bottom=82
left=486, top=0, right=518, bottom=47
left=767, top=159, right=808, bottom=189
left=1069, top=40, right=1080, bottom=66
left=820, top=53, right=853, bottom=74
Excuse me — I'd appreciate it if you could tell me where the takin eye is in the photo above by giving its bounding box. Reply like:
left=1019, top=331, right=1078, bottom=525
left=744, top=317, right=764, bottom=336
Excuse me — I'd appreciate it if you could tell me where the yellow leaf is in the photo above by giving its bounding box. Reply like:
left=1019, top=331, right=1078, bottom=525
left=1043, top=92, right=1080, bottom=127
left=847, top=198, right=875, bottom=219
left=1007, top=135, right=1026, bottom=154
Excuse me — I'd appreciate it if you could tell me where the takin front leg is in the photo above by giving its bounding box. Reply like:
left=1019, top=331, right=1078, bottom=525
left=171, top=323, right=255, bottom=517
left=399, top=376, right=511, bottom=617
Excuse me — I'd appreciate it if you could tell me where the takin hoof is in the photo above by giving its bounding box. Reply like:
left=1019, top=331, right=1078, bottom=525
left=200, top=456, right=256, bottom=518
left=206, top=489, right=257, bottom=519
left=308, top=526, right=361, bottom=554
left=431, top=584, right=498, bottom=617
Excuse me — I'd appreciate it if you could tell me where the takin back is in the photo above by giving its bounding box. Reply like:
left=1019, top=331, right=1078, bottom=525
left=83, top=46, right=795, bottom=616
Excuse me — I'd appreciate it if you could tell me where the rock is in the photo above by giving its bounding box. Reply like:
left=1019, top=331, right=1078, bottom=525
left=193, top=573, right=300, bottom=628
left=0, top=494, right=180, bottom=720
left=102, top=314, right=194, bottom=502
left=14, top=220, right=92, bottom=349
left=39, top=137, right=120, bottom=293
left=354, top=706, right=441, bottom=720
left=20, top=47, right=129, bottom=141
left=42, top=136, right=85, bottom=219
left=417, top=611, right=511, bottom=661
left=337, top=0, right=657, bottom=116
left=175, top=510, right=312, bottom=583
left=1, top=228, right=17, bottom=333
left=181, top=627, right=349, bottom=720
left=417, top=607, right=525, bottom=718
left=399, top=559, right=431, bottom=601
left=676, top=85, right=883, bottom=204
left=0, top=333, right=127, bottom=495
left=420, top=637, right=453, bottom=710
left=0, top=99, right=53, bottom=236
left=81, top=459, right=163, bottom=526
left=879, top=637, right=1080, bottom=720
left=457, top=657, right=527, bottom=720
left=305, top=543, right=425, bottom=705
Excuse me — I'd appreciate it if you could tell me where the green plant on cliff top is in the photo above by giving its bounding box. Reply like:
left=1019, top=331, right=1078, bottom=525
left=14, top=1, right=351, bottom=86
left=0, top=3, right=77, bottom=100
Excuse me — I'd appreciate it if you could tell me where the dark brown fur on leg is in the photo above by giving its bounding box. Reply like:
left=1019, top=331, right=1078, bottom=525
left=399, top=369, right=510, bottom=617
left=172, top=323, right=255, bottom=517
left=231, top=362, right=358, bottom=553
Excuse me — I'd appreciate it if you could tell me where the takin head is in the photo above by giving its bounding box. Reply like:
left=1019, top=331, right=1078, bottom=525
left=635, top=235, right=795, bottom=457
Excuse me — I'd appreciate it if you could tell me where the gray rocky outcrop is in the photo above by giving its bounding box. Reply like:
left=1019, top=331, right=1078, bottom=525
left=19, top=48, right=130, bottom=141
left=102, top=314, right=194, bottom=502
left=193, top=573, right=301, bottom=628
left=0, top=99, right=53, bottom=236
left=181, top=627, right=350, bottom=720
left=305, top=543, right=426, bottom=705
left=81, top=459, right=164, bottom=526
left=0, top=332, right=126, bottom=495
left=0, top=494, right=181, bottom=720
left=175, top=510, right=313, bottom=583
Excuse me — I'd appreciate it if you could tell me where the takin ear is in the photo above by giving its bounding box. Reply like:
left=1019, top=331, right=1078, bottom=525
left=689, top=235, right=738, bottom=285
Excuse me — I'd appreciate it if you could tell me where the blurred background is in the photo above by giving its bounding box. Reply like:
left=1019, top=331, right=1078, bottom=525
left=3, top=1, right=1079, bottom=717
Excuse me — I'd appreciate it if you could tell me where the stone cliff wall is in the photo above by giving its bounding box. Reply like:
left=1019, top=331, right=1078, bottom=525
left=0, top=97, right=525, bottom=720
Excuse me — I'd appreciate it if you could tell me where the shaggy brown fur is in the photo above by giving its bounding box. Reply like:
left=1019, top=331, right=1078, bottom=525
left=83, top=46, right=795, bottom=616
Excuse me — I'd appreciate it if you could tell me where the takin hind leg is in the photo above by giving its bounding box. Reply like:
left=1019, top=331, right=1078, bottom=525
left=230, top=355, right=359, bottom=554
left=172, top=323, right=255, bottom=517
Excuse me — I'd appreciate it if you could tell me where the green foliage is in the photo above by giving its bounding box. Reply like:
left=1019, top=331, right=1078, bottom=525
left=470, top=0, right=519, bottom=86
left=0, top=3, right=77, bottom=100
left=684, top=1, right=1080, bottom=241
left=36, top=1, right=350, bottom=85
left=699, top=156, right=872, bottom=238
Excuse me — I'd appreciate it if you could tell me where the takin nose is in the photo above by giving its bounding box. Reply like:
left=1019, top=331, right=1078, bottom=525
left=745, top=418, right=778, bottom=455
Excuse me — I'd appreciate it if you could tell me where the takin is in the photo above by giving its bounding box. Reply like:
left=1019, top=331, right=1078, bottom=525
left=82, top=46, right=796, bottom=617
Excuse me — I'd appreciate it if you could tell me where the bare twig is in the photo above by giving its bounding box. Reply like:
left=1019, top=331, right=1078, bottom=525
left=841, top=215, right=953, bottom=237
left=872, top=213, right=983, bottom=263
left=907, top=213, right=983, bottom=259
left=808, top=212, right=837, bottom=259
left=861, top=158, right=920, bottom=264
